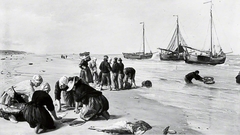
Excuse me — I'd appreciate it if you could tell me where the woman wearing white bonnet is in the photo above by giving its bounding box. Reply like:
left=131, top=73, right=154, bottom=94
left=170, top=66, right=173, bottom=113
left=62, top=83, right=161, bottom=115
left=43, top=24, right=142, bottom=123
left=0, top=74, right=43, bottom=106
left=89, top=57, right=99, bottom=84
left=79, top=55, right=93, bottom=84
left=40, top=82, right=51, bottom=93
left=54, top=76, right=71, bottom=112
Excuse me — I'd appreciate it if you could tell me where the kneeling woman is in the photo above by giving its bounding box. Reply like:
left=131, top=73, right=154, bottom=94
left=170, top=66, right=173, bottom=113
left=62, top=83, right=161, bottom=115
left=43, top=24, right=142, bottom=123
left=22, top=83, right=61, bottom=134
left=69, top=78, right=110, bottom=121
left=0, top=83, right=61, bottom=134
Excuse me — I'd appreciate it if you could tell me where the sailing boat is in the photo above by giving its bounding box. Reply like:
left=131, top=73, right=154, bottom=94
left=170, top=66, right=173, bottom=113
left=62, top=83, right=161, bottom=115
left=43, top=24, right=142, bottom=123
left=184, top=1, right=226, bottom=65
left=157, top=15, right=187, bottom=61
left=122, top=22, right=153, bottom=59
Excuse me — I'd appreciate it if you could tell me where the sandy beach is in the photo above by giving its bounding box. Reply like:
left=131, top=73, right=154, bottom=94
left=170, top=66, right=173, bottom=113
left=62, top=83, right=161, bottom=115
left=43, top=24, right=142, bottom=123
left=0, top=53, right=213, bottom=135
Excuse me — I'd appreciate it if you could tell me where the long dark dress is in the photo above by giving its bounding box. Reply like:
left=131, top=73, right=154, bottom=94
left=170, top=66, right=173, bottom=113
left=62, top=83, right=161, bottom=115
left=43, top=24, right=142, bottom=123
left=73, top=80, right=109, bottom=121
left=22, top=91, right=56, bottom=129
left=79, top=59, right=93, bottom=83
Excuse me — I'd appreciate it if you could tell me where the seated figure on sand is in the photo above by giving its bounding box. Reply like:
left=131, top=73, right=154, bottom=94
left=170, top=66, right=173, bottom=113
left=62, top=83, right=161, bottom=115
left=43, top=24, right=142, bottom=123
left=0, top=83, right=50, bottom=122
left=236, top=71, right=240, bottom=84
left=67, top=77, right=110, bottom=121
left=79, top=55, right=93, bottom=84
left=0, top=75, right=43, bottom=106
left=0, top=82, right=61, bottom=134
left=54, top=76, right=81, bottom=112
left=123, top=67, right=137, bottom=89
left=184, top=70, right=203, bottom=84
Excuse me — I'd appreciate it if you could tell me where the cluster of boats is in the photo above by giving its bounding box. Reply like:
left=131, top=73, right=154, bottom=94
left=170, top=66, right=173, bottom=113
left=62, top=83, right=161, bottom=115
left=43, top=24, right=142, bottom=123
left=122, top=2, right=228, bottom=65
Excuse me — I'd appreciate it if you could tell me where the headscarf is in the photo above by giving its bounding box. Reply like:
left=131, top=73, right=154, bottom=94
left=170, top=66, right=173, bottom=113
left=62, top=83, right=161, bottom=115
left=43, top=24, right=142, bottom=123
left=32, top=75, right=43, bottom=83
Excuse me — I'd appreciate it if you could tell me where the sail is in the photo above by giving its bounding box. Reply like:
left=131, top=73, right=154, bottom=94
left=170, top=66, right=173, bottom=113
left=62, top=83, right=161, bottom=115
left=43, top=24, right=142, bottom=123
left=183, top=2, right=226, bottom=65
left=165, top=27, right=187, bottom=53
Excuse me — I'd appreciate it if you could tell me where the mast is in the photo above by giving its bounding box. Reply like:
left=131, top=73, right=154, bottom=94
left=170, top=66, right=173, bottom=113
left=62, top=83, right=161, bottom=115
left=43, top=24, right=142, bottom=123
left=140, top=22, right=145, bottom=54
left=210, top=2, right=213, bottom=57
left=204, top=1, right=213, bottom=56
left=174, top=15, right=179, bottom=55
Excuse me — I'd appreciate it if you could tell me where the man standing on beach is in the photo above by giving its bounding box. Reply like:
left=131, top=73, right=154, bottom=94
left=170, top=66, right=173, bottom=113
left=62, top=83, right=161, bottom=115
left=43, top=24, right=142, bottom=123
left=111, top=57, right=119, bottom=90
left=99, top=55, right=112, bottom=91
left=117, top=58, right=124, bottom=90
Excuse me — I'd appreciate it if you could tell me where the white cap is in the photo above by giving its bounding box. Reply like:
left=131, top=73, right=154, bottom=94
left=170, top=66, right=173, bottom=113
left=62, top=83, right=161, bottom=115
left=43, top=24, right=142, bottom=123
left=32, top=75, right=43, bottom=83
left=41, top=82, right=51, bottom=92
left=66, top=77, right=75, bottom=92
left=59, top=76, right=68, bottom=85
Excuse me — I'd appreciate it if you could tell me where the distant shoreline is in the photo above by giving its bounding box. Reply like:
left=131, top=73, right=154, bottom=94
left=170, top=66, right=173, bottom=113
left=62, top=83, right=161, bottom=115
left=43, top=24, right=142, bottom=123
left=0, top=50, right=28, bottom=55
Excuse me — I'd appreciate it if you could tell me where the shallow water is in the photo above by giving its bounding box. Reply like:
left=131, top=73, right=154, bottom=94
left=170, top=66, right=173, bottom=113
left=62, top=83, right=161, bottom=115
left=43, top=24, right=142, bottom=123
left=121, top=54, right=240, bottom=135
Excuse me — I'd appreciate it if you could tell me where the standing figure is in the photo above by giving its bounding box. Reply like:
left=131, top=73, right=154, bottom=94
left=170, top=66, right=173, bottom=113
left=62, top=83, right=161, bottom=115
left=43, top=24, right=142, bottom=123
left=236, top=71, right=240, bottom=84
left=123, top=67, right=137, bottom=88
left=184, top=70, right=203, bottom=84
left=117, top=58, right=124, bottom=90
left=0, top=75, right=43, bottom=106
left=99, top=55, right=112, bottom=90
left=79, top=55, right=93, bottom=84
left=89, top=57, right=99, bottom=84
left=68, top=78, right=110, bottom=121
left=111, top=57, right=119, bottom=90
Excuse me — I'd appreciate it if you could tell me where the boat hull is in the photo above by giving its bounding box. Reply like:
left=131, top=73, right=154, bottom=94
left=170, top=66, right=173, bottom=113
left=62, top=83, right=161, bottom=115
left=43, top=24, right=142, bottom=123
left=160, top=53, right=184, bottom=61
left=184, top=54, right=226, bottom=65
left=122, top=52, right=153, bottom=59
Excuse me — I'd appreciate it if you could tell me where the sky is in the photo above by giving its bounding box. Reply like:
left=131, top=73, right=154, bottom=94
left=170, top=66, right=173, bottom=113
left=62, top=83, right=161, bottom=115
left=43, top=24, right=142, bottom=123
left=0, top=0, right=239, bottom=54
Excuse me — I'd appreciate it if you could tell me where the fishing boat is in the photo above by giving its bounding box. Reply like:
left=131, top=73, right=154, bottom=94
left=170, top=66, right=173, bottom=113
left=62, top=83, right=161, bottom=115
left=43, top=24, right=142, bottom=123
left=122, top=22, right=153, bottom=59
left=184, top=1, right=226, bottom=65
left=157, top=15, right=187, bottom=61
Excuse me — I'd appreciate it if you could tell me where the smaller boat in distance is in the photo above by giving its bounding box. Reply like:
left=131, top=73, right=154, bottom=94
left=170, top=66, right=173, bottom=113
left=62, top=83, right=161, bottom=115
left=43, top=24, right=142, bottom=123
left=122, top=22, right=153, bottom=59
left=79, top=52, right=90, bottom=57
left=158, top=15, right=187, bottom=61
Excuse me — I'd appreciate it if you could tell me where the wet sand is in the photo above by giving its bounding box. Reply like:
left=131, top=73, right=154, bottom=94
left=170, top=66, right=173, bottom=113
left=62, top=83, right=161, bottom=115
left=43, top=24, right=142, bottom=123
left=0, top=53, right=203, bottom=135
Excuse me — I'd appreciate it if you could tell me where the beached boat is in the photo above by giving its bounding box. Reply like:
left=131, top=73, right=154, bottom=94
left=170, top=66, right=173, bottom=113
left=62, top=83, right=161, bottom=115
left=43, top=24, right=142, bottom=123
left=79, top=52, right=90, bottom=57
left=122, top=22, right=153, bottom=59
left=157, top=15, right=187, bottom=61
left=184, top=1, right=226, bottom=65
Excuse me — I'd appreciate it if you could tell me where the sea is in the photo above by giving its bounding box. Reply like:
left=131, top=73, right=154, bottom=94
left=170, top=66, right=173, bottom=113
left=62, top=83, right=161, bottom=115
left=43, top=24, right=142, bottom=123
left=0, top=53, right=239, bottom=134
left=99, top=53, right=240, bottom=135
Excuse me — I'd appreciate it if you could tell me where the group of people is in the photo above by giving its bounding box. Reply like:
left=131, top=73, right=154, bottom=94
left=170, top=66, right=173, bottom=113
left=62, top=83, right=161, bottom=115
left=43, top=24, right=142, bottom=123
left=0, top=54, right=139, bottom=134
left=0, top=74, right=110, bottom=134
left=79, top=55, right=136, bottom=91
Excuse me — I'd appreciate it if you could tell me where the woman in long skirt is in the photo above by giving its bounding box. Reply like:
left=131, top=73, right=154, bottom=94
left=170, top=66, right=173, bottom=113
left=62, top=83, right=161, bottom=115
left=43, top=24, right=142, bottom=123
left=79, top=56, right=93, bottom=84
left=0, top=75, right=43, bottom=106
left=68, top=78, right=110, bottom=121
left=22, top=90, right=61, bottom=134
left=1, top=82, right=61, bottom=134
